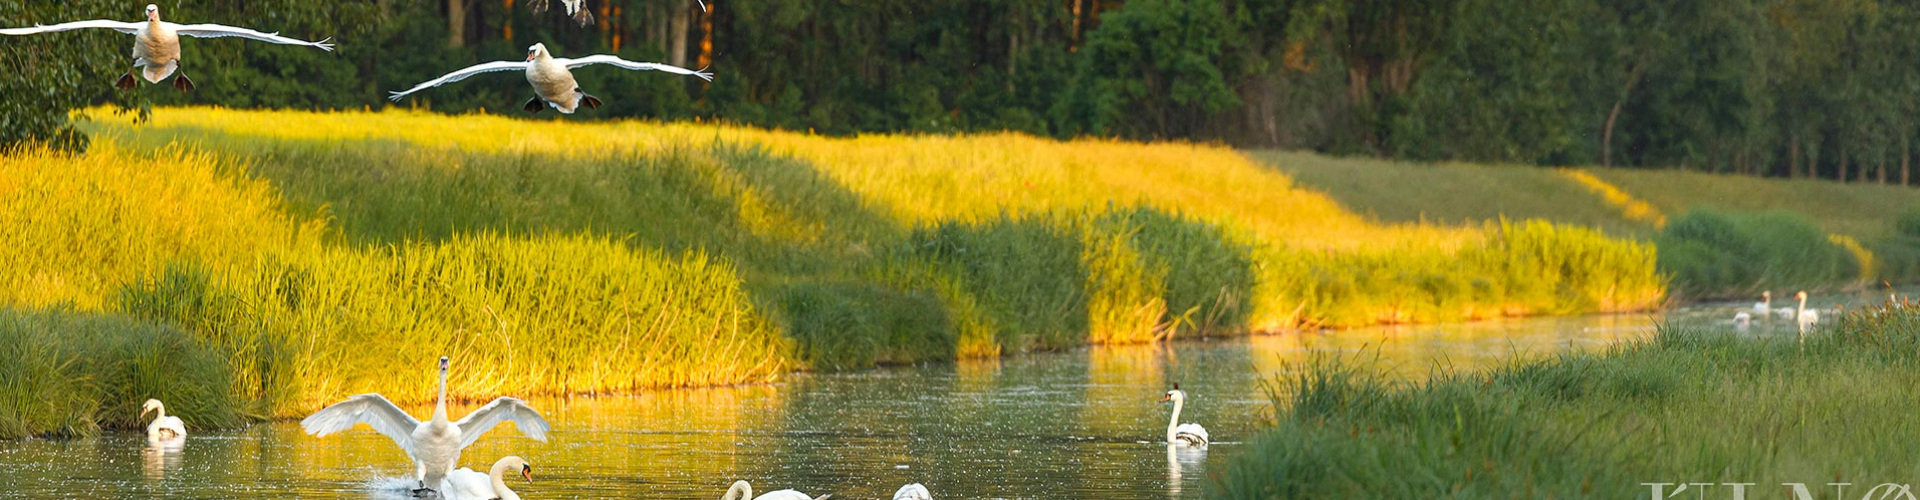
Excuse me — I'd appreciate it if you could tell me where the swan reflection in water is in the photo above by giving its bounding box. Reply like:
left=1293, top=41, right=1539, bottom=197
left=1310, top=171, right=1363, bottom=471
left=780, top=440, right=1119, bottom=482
left=141, top=439, right=184, bottom=482
left=1167, top=444, right=1205, bottom=497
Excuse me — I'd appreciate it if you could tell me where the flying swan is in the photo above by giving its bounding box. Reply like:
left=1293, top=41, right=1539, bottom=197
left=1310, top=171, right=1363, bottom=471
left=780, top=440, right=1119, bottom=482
left=141, top=399, right=187, bottom=443
left=1162, top=385, right=1209, bottom=448
left=443, top=456, right=533, bottom=500
left=0, top=4, right=334, bottom=91
left=719, top=480, right=830, bottom=500
left=301, top=356, right=551, bottom=497
left=388, top=43, right=712, bottom=114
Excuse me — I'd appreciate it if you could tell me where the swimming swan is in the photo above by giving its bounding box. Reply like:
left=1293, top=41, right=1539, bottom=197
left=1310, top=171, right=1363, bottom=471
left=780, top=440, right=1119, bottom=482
left=1753, top=291, right=1772, bottom=317
left=1162, top=385, right=1209, bottom=448
left=892, top=483, right=931, bottom=500
left=720, top=480, right=830, bottom=500
left=141, top=399, right=186, bottom=442
left=0, top=4, right=334, bottom=91
left=1795, top=291, right=1820, bottom=336
left=301, top=356, right=551, bottom=497
left=443, top=456, right=532, bottom=500
left=388, top=43, right=712, bottom=114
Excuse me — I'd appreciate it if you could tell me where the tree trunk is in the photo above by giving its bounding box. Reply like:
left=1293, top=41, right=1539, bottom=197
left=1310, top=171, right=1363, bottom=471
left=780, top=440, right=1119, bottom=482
left=1789, top=134, right=1801, bottom=179
left=1904, top=147, right=1912, bottom=187
left=1601, top=62, right=1646, bottom=168
left=447, top=0, right=467, bottom=48
left=1838, top=149, right=1849, bottom=183
left=1878, top=156, right=1887, bottom=184
left=669, top=0, right=692, bottom=68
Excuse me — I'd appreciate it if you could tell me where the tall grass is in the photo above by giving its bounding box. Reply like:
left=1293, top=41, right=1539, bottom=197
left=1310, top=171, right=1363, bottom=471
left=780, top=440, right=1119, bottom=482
left=1210, top=302, right=1920, bottom=499
left=0, top=308, right=240, bottom=439
left=1657, top=209, right=1861, bottom=298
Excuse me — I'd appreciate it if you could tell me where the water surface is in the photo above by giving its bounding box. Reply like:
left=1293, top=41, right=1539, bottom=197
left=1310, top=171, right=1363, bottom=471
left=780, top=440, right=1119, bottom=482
left=1, top=289, right=1901, bottom=499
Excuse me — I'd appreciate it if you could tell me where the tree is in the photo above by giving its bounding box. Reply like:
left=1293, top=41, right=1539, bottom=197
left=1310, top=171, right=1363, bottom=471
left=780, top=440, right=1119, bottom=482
left=1055, top=0, right=1240, bottom=138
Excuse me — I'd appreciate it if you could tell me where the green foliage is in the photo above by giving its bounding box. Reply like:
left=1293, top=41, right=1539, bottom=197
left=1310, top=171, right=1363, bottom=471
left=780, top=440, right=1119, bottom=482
left=1209, top=304, right=1920, bottom=499
left=1055, top=0, right=1240, bottom=138
left=0, top=308, right=240, bottom=439
left=1656, top=209, right=1858, bottom=298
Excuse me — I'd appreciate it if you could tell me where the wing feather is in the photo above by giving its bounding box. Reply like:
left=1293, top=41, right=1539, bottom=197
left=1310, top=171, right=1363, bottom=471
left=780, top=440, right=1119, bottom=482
left=388, top=61, right=529, bottom=101
left=0, top=19, right=141, bottom=36
left=557, top=55, right=714, bottom=81
left=166, top=23, right=333, bottom=50
left=300, top=394, right=422, bottom=452
left=453, top=397, right=551, bottom=449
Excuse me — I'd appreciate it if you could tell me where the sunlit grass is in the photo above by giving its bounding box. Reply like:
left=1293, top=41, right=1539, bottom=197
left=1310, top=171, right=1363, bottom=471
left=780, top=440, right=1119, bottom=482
left=0, top=308, right=241, bottom=439
left=1210, top=303, right=1920, bottom=499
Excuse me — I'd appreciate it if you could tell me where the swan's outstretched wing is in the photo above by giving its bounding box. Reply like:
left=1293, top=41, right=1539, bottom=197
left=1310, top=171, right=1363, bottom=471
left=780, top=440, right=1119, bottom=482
left=388, top=61, right=529, bottom=101
left=557, top=55, right=714, bottom=81
left=453, top=397, right=552, bottom=449
left=0, top=19, right=141, bottom=36
left=165, top=23, right=333, bottom=50
left=760, top=490, right=826, bottom=500
left=893, top=483, right=931, bottom=500
left=300, top=394, right=422, bottom=452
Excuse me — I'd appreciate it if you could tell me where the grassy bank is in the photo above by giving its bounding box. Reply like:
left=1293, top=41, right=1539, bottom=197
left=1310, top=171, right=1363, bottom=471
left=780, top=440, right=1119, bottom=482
left=0, top=309, right=242, bottom=439
left=1260, top=150, right=1920, bottom=297
left=0, top=107, right=1662, bottom=434
left=1210, top=299, right=1920, bottom=498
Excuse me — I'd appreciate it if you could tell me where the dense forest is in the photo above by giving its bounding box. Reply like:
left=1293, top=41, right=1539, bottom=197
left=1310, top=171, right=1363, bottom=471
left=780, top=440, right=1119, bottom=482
left=3, top=0, right=1917, bottom=185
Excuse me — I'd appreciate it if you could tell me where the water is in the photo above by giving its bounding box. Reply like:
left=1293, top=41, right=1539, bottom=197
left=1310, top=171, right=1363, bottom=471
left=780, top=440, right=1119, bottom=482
left=1, top=289, right=1905, bottom=499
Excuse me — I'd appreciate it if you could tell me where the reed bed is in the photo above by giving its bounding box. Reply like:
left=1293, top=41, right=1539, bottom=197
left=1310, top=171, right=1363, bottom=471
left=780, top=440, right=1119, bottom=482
left=1210, top=301, right=1920, bottom=499
left=0, top=308, right=240, bottom=439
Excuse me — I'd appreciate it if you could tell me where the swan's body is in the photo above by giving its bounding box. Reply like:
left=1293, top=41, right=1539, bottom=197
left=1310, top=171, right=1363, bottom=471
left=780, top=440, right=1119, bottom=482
left=1733, top=311, right=1752, bottom=331
left=140, top=399, right=186, bottom=442
left=1795, top=291, right=1819, bottom=336
left=388, top=43, right=712, bottom=114
left=0, top=4, right=333, bottom=91
left=719, top=480, right=830, bottom=500
left=1161, top=386, right=1209, bottom=448
left=301, top=356, right=551, bottom=497
left=444, top=456, right=533, bottom=500
left=1753, top=291, right=1772, bottom=317
left=892, top=483, right=931, bottom=500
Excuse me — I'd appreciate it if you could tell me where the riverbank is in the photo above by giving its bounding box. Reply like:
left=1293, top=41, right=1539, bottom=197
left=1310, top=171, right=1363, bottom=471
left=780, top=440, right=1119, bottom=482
left=0, top=107, right=1660, bottom=436
left=1208, top=298, right=1920, bottom=498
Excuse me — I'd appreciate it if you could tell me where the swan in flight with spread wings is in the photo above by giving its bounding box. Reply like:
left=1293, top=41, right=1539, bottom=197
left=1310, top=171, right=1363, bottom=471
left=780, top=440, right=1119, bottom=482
left=389, top=43, right=712, bottom=114
left=719, top=480, right=830, bottom=500
left=530, top=0, right=706, bottom=26
left=0, top=4, right=334, bottom=91
left=301, top=356, right=551, bottom=498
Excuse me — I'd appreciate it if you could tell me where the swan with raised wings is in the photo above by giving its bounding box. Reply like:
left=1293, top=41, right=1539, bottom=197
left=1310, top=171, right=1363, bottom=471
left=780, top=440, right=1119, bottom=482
left=1162, top=385, right=1209, bottom=448
left=141, top=399, right=186, bottom=442
left=443, top=456, right=533, bottom=500
left=301, top=356, right=551, bottom=498
left=719, top=480, right=830, bottom=500
left=0, top=4, right=334, bottom=91
left=388, top=43, right=712, bottom=114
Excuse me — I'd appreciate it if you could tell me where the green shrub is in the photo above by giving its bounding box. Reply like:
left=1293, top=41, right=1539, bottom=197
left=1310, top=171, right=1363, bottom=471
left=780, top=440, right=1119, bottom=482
left=1657, top=209, right=1858, bottom=298
left=0, top=308, right=240, bottom=439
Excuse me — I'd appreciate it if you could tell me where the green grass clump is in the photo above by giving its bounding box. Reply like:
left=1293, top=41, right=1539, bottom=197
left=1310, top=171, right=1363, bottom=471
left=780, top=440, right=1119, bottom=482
left=1657, top=209, right=1859, bottom=298
left=1876, top=209, right=1920, bottom=283
left=116, top=234, right=791, bottom=417
left=1210, top=303, right=1920, bottom=499
left=0, top=308, right=240, bottom=439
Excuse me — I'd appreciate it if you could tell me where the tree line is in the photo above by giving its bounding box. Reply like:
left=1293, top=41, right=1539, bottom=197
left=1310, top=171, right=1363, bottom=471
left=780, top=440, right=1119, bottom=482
left=3, top=0, right=1916, bottom=185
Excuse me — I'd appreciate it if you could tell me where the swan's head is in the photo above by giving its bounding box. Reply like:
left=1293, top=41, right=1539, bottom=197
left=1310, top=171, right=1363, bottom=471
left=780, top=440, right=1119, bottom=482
left=1762, top=291, right=1771, bottom=301
left=439, top=356, right=449, bottom=372
left=526, top=43, right=549, bottom=62
left=1796, top=291, right=1809, bottom=302
left=1161, top=384, right=1186, bottom=403
left=140, top=399, right=163, bottom=418
left=145, top=4, right=159, bottom=22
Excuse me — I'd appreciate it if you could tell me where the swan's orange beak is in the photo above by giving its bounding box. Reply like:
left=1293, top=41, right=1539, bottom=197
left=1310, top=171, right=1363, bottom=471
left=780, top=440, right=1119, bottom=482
left=521, top=464, right=533, bottom=482
left=1159, top=394, right=1172, bottom=402
left=140, top=407, right=153, bottom=419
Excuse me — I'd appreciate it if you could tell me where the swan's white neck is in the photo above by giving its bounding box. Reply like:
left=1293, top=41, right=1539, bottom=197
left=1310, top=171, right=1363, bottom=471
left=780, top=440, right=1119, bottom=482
left=1798, top=296, right=1808, bottom=316
left=489, top=459, right=522, bottom=500
left=433, top=367, right=449, bottom=422
left=723, top=480, right=753, bottom=500
left=150, top=402, right=167, bottom=420
left=1166, top=396, right=1184, bottom=444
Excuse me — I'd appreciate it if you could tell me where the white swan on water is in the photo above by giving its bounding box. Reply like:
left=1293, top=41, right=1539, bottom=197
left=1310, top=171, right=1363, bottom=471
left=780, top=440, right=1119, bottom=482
left=0, top=4, right=334, bottom=91
left=1162, top=385, right=1209, bottom=448
left=1732, top=311, right=1752, bottom=331
left=892, top=483, right=931, bottom=500
left=301, top=356, right=551, bottom=497
left=1753, top=291, right=1772, bottom=317
left=443, top=456, right=532, bottom=500
left=141, top=399, right=186, bottom=442
left=720, top=480, right=830, bottom=500
left=1795, top=291, right=1820, bottom=336
left=388, top=43, right=712, bottom=114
